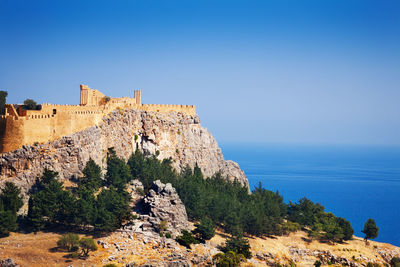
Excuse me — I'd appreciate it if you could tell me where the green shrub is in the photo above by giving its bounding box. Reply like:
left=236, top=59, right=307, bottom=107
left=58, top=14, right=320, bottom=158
left=57, top=233, right=80, bottom=251
left=222, top=236, right=252, bottom=259
left=79, top=237, right=97, bottom=256
left=213, top=251, right=245, bottom=267
left=136, top=187, right=145, bottom=196
left=194, top=217, right=215, bottom=241
left=70, top=251, right=80, bottom=258
left=159, top=220, right=168, bottom=232
left=391, top=257, right=400, bottom=267
left=281, top=221, right=300, bottom=235
left=176, top=230, right=199, bottom=248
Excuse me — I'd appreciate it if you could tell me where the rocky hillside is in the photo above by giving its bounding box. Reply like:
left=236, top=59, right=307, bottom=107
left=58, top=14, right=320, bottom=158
left=0, top=110, right=248, bottom=196
left=1, top=180, right=399, bottom=266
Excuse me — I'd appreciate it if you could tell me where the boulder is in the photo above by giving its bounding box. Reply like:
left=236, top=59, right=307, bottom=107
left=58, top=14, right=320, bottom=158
left=138, top=180, right=189, bottom=237
left=0, top=259, right=19, bottom=267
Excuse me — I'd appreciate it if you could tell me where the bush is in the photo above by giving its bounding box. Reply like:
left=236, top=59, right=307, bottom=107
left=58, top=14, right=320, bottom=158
left=79, top=237, right=97, bottom=256
left=176, top=230, right=199, bottom=248
left=222, top=236, right=252, bottom=259
left=213, top=251, right=245, bottom=267
left=194, top=217, right=215, bottom=241
left=391, top=257, right=400, bottom=267
left=70, top=251, right=80, bottom=258
left=281, top=221, right=300, bottom=235
left=159, top=220, right=168, bottom=232
left=136, top=187, right=145, bottom=196
left=57, top=233, right=80, bottom=251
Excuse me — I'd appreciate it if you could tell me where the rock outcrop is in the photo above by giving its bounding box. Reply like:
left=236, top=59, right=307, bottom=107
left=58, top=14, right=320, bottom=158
left=140, top=180, right=189, bottom=237
left=0, top=258, right=19, bottom=267
left=124, top=180, right=189, bottom=238
left=0, top=110, right=249, bottom=196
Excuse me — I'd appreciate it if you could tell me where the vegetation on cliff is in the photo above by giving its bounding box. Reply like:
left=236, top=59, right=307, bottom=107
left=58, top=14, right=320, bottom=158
left=128, top=150, right=354, bottom=243
left=26, top=149, right=131, bottom=233
left=288, top=198, right=354, bottom=242
left=0, top=91, right=7, bottom=115
left=4, top=148, right=355, bottom=246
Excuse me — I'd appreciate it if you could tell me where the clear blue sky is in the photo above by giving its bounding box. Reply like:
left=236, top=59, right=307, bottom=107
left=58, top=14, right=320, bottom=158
left=1, top=0, right=399, bottom=145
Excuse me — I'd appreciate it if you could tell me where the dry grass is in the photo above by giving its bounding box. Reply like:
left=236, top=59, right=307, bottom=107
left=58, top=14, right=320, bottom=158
left=0, top=230, right=398, bottom=267
left=0, top=232, right=107, bottom=267
left=246, top=231, right=399, bottom=266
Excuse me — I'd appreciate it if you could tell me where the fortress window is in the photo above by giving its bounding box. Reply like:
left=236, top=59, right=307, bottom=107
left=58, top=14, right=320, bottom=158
left=53, top=109, right=57, bottom=115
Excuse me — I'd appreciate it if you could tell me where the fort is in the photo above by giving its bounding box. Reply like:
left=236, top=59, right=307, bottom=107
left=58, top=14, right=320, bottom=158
left=0, top=85, right=196, bottom=153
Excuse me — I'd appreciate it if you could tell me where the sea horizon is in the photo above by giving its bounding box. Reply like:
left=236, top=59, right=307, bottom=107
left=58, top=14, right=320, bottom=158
left=221, top=142, right=400, bottom=246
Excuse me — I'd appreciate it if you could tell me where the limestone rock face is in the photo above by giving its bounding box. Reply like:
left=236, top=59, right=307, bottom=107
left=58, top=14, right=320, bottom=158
left=0, top=110, right=249, bottom=196
left=0, top=258, right=19, bottom=267
left=138, top=180, right=189, bottom=237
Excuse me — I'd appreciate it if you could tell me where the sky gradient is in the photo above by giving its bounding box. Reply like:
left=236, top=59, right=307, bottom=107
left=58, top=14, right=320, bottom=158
left=1, top=0, right=399, bottom=145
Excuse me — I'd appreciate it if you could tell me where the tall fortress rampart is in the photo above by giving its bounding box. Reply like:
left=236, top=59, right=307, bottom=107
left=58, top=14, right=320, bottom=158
left=0, top=85, right=196, bottom=153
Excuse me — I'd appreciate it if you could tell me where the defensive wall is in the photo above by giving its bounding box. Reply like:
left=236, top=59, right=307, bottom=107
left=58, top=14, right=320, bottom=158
left=0, top=85, right=196, bottom=153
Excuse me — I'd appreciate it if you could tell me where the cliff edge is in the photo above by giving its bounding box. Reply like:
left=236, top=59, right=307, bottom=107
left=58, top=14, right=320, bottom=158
left=0, top=109, right=249, bottom=195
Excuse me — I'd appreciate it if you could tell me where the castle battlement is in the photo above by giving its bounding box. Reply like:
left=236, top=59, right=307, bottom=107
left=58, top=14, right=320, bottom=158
left=0, top=85, right=196, bottom=153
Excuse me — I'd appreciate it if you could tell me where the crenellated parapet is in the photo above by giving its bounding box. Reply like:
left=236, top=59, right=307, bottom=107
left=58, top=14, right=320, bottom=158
left=141, top=104, right=196, bottom=116
left=0, top=85, right=196, bottom=153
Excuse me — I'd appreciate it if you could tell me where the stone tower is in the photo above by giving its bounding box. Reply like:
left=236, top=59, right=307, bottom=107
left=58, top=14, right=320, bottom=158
left=134, top=90, right=141, bottom=106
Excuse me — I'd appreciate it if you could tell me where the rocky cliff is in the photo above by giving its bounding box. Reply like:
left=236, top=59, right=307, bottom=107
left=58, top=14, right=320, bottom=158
left=0, top=109, right=248, bottom=195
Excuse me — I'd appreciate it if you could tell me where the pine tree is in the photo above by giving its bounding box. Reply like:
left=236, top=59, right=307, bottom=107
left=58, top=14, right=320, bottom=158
left=194, top=217, right=215, bottom=241
left=362, top=218, right=379, bottom=242
left=106, top=148, right=132, bottom=189
left=78, top=158, right=102, bottom=193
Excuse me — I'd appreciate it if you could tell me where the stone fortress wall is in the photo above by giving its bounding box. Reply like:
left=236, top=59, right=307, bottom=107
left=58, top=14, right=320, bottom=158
left=0, top=85, right=196, bottom=153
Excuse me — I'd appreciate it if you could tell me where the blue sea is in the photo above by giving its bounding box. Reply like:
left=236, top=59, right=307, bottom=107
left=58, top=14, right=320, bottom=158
left=221, top=143, right=400, bottom=247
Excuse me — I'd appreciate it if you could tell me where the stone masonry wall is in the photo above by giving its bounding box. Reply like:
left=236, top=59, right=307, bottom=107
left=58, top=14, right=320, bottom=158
left=0, top=85, right=196, bottom=153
